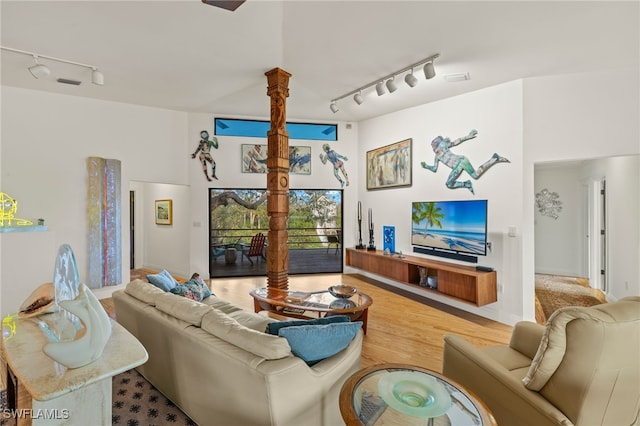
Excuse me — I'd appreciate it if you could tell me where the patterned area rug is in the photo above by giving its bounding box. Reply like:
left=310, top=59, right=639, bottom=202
left=535, top=273, right=607, bottom=324
left=112, top=369, right=196, bottom=425
left=0, top=370, right=194, bottom=426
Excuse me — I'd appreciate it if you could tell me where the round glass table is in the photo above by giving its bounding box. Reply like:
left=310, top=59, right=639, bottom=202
left=339, top=363, right=496, bottom=426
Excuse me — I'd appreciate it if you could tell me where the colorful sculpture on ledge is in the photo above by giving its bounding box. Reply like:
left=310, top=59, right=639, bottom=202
left=0, top=192, right=33, bottom=226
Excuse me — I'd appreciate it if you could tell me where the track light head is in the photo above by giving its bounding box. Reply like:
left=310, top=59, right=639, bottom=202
left=28, top=56, right=50, bottom=79
left=423, top=61, right=436, bottom=79
left=375, top=81, right=386, bottom=96
left=91, top=68, right=104, bottom=85
left=330, top=101, right=339, bottom=113
left=386, top=77, right=398, bottom=93
left=353, top=92, right=364, bottom=105
left=404, top=71, right=419, bottom=88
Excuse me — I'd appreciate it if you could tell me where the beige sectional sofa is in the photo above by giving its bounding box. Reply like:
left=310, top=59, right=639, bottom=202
left=112, top=279, right=363, bottom=426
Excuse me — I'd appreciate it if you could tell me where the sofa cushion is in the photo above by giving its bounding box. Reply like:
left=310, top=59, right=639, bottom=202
left=265, top=315, right=350, bottom=335
left=155, top=292, right=212, bottom=326
left=170, top=281, right=208, bottom=302
left=125, top=279, right=166, bottom=305
left=228, top=310, right=275, bottom=332
left=201, top=308, right=291, bottom=360
left=147, top=269, right=178, bottom=292
left=201, top=296, right=244, bottom=314
left=278, top=321, right=362, bottom=364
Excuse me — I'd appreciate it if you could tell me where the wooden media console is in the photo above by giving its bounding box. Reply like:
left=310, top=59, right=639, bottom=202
left=346, top=248, right=497, bottom=306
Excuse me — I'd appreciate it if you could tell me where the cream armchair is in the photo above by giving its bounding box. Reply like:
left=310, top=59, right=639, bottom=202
left=443, top=297, right=640, bottom=426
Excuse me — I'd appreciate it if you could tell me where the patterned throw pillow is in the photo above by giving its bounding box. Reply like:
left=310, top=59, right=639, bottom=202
left=170, top=281, right=206, bottom=302
left=170, top=278, right=213, bottom=302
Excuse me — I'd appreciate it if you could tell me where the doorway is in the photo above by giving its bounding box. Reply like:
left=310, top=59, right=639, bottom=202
left=129, top=190, right=135, bottom=269
left=585, top=177, right=607, bottom=292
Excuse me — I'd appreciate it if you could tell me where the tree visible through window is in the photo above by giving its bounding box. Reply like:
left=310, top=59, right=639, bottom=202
left=208, top=188, right=343, bottom=278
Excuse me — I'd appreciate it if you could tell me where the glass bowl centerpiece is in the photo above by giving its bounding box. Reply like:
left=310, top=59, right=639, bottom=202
left=328, top=284, right=357, bottom=299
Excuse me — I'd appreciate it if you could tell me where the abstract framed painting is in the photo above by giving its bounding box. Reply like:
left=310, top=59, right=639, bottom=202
left=241, top=144, right=312, bottom=175
left=366, top=138, right=412, bottom=190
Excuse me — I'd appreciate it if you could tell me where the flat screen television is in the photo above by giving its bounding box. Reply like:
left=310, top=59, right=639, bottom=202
left=411, top=199, right=488, bottom=257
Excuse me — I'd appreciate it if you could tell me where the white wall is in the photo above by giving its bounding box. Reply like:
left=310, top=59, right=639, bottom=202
left=1, top=87, right=189, bottom=309
left=187, top=113, right=360, bottom=278
left=579, top=155, right=640, bottom=298
left=534, top=155, right=640, bottom=300
left=357, top=80, right=525, bottom=325
left=523, top=68, right=640, bottom=316
left=534, top=162, right=585, bottom=276
left=130, top=181, right=191, bottom=278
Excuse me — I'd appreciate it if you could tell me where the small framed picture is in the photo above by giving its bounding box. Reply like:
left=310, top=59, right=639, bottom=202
left=155, top=199, right=173, bottom=225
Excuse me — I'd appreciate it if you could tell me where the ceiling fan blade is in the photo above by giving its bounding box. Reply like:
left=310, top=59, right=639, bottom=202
left=201, top=0, right=246, bottom=11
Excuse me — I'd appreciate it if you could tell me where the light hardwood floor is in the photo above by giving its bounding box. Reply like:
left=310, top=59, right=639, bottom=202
left=202, top=273, right=513, bottom=372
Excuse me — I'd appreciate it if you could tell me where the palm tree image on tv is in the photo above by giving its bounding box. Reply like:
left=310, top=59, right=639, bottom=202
left=412, top=200, right=488, bottom=255
left=412, top=201, right=444, bottom=234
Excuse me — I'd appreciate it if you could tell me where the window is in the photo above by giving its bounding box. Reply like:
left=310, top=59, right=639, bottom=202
left=214, top=118, right=337, bottom=141
left=209, top=188, right=343, bottom=278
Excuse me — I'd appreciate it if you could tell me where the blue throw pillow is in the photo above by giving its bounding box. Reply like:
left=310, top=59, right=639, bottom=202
left=266, top=315, right=350, bottom=335
left=170, top=281, right=206, bottom=302
left=278, top=321, right=362, bottom=364
left=147, top=269, right=178, bottom=292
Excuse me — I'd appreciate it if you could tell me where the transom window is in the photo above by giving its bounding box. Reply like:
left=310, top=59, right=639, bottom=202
left=214, top=118, right=337, bottom=141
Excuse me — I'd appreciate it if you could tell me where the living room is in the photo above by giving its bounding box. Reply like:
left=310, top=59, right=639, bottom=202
left=0, top=2, right=639, bottom=424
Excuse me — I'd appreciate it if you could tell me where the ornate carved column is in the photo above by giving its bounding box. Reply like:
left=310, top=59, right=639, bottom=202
left=265, top=68, right=291, bottom=291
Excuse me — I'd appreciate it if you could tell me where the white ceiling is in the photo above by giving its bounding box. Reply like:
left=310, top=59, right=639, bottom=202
left=1, top=1, right=638, bottom=123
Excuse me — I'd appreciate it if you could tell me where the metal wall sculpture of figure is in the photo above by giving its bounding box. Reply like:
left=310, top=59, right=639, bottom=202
left=192, top=130, right=219, bottom=181
left=420, top=129, right=509, bottom=194
left=319, top=143, right=350, bottom=187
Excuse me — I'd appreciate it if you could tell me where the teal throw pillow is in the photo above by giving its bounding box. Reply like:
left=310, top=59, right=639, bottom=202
left=278, top=321, right=362, bottom=364
left=266, top=315, right=350, bottom=335
left=147, top=269, right=178, bottom=292
left=170, top=281, right=206, bottom=302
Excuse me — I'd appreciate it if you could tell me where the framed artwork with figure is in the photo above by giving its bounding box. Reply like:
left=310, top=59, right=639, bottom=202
left=366, top=139, right=412, bottom=190
left=155, top=199, right=172, bottom=225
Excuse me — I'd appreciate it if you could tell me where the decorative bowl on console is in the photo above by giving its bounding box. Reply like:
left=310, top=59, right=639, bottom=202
left=328, top=285, right=357, bottom=299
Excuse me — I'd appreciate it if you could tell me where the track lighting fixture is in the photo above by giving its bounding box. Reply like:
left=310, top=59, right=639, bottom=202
left=28, top=56, right=51, bottom=79
left=404, top=69, right=419, bottom=87
left=423, top=61, right=436, bottom=79
left=91, top=68, right=105, bottom=86
left=329, top=53, right=439, bottom=113
left=386, top=77, right=398, bottom=93
left=1, top=46, right=105, bottom=86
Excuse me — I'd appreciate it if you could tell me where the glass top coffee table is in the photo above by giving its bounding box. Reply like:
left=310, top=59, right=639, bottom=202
left=339, top=363, right=496, bottom=426
left=249, top=287, right=372, bottom=333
